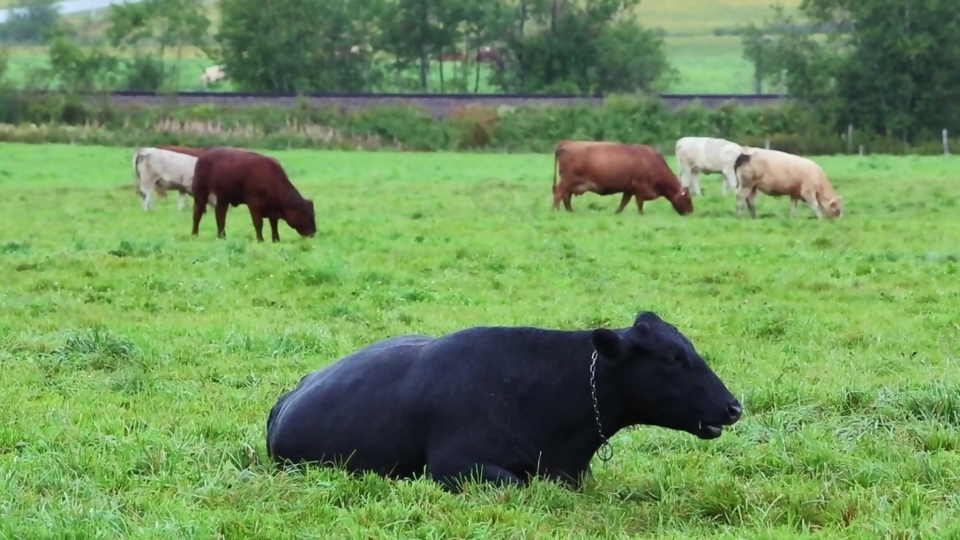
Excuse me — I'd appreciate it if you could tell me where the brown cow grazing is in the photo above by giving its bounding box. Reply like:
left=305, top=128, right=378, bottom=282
left=552, top=140, right=693, bottom=215
left=190, top=147, right=317, bottom=242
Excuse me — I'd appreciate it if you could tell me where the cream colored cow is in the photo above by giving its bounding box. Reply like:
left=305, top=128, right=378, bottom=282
left=732, top=147, right=843, bottom=219
left=675, top=136, right=744, bottom=196
left=132, top=147, right=217, bottom=211
left=200, top=65, right=226, bottom=87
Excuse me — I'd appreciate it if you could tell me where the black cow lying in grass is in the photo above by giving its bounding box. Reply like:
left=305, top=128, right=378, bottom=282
left=265, top=311, right=743, bottom=492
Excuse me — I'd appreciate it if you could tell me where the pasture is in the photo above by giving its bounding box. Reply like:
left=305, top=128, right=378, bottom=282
left=1, top=142, right=959, bottom=537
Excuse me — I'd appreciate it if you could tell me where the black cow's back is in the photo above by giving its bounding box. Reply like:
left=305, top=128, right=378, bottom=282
left=266, top=335, right=436, bottom=476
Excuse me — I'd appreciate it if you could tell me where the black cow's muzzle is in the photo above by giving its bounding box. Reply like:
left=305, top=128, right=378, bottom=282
left=695, top=400, right=743, bottom=439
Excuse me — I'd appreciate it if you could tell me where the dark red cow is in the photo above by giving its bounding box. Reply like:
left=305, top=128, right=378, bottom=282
left=476, top=46, right=500, bottom=62
left=190, top=147, right=317, bottom=242
left=552, top=140, right=693, bottom=215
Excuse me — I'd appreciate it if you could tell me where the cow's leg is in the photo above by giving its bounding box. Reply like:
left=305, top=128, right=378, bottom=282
left=635, top=196, right=645, bottom=215
left=690, top=172, right=701, bottom=196
left=802, top=190, right=823, bottom=219
left=427, top=453, right=525, bottom=493
left=178, top=192, right=187, bottom=212
left=268, top=216, right=280, bottom=243
left=790, top=198, right=799, bottom=217
left=141, top=185, right=153, bottom=211
left=214, top=200, right=230, bottom=239
left=614, top=192, right=632, bottom=214
left=247, top=205, right=265, bottom=242
left=679, top=166, right=690, bottom=190
left=735, top=186, right=753, bottom=217
left=561, top=189, right=574, bottom=212
left=191, top=191, right=208, bottom=236
left=745, top=188, right=759, bottom=219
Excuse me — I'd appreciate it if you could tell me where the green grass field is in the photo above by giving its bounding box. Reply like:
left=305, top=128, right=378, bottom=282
left=0, top=0, right=797, bottom=93
left=2, top=142, right=960, bottom=537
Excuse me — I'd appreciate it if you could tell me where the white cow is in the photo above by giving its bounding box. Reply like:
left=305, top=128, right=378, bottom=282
left=132, top=147, right=216, bottom=211
left=675, top=136, right=744, bottom=196
left=732, top=147, right=843, bottom=219
left=200, top=65, right=226, bottom=87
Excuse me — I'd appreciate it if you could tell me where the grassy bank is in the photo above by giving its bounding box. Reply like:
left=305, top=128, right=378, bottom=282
left=1, top=142, right=959, bottom=537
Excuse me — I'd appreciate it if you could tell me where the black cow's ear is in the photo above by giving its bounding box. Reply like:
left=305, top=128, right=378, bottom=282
left=591, top=328, right=626, bottom=361
left=629, top=321, right=657, bottom=354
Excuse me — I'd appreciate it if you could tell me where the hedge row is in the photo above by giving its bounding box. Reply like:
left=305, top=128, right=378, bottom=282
left=0, top=90, right=953, bottom=155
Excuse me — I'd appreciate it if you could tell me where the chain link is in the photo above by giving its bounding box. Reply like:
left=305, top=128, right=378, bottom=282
left=589, top=350, right=613, bottom=464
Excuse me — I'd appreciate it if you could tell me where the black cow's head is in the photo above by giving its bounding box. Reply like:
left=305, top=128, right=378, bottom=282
left=591, top=311, right=742, bottom=439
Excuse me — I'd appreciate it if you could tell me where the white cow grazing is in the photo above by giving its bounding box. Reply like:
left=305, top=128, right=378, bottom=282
left=675, top=136, right=744, bottom=196
left=732, top=147, right=843, bottom=219
left=132, top=147, right=216, bottom=211
left=200, top=65, right=226, bottom=87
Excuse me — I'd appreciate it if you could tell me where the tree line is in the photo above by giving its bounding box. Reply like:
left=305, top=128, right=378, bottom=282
left=0, top=0, right=676, bottom=96
left=1, top=0, right=959, bottom=143
left=741, top=0, right=960, bottom=143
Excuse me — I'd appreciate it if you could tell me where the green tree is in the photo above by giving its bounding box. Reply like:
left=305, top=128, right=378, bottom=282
left=742, top=0, right=960, bottom=142
left=0, top=0, right=60, bottom=44
left=44, top=36, right=120, bottom=92
left=216, top=0, right=382, bottom=92
left=460, top=0, right=511, bottom=92
left=376, top=0, right=442, bottom=91
left=105, top=0, right=211, bottom=91
left=491, top=0, right=674, bottom=94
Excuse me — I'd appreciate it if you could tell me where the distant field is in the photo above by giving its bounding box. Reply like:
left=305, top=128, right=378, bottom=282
left=0, top=0, right=799, bottom=93
left=633, top=0, right=798, bottom=35
left=2, top=142, right=960, bottom=537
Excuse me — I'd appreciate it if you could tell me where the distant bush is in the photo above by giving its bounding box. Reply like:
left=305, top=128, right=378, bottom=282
left=0, top=91, right=952, bottom=155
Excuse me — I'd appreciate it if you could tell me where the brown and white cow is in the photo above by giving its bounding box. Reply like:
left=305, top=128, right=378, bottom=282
left=732, top=148, right=843, bottom=219
left=552, top=140, right=693, bottom=215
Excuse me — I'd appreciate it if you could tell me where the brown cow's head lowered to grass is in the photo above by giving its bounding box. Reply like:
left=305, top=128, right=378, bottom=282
left=284, top=197, right=317, bottom=238
left=668, top=186, right=694, bottom=215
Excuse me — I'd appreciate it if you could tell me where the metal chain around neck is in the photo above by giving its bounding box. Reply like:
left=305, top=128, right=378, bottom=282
left=589, top=350, right=614, bottom=464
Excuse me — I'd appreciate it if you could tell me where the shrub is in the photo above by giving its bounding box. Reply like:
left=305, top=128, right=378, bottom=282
left=0, top=90, right=953, bottom=155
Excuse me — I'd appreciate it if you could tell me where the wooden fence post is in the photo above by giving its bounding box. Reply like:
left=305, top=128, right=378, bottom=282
left=847, top=124, right=853, bottom=153
left=944, top=129, right=950, bottom=155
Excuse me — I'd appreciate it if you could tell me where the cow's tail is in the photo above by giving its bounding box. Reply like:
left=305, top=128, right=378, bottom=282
left=733, top=152, right=752, bottom=172
left=130, top=149, right=146, bottom=193
left=132, top=149, right=143, bottom=184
